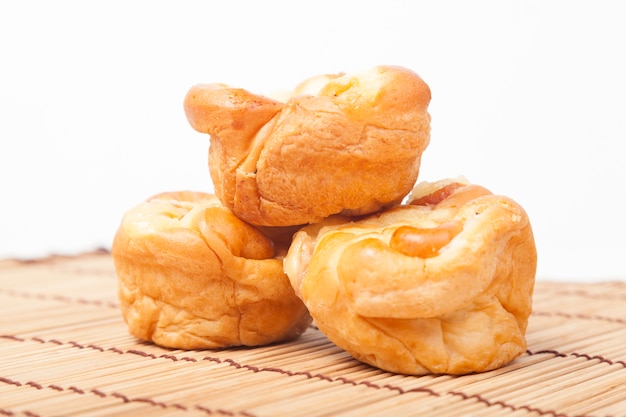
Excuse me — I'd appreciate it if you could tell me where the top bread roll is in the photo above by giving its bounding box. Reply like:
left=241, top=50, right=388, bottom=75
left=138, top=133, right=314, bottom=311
left=184, top=65, right=432, bottom=227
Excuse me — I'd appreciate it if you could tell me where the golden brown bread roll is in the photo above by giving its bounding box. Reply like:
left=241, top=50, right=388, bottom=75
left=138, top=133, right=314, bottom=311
left=183, top=65, right=432, bottom=227
left=111, top=191, right=311, bottom=349
left=284, top=178, right=537, bottom=375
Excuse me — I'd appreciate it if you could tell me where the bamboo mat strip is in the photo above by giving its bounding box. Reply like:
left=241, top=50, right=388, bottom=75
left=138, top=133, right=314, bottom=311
left=1, top=252, right=626, bottom=417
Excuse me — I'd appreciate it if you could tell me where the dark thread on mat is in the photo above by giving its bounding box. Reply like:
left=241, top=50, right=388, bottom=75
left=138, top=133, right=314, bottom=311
left=447, top=391, right=580, bottom=417
left=0, top=408, right=40, bottom=417
left=6, top=333, right=626, bottom=373
left=202, top=356, right=440, bottom=397
left=0, top=335, right=439, bottom=397
left=527, top=349, right=626, bottom=368
left=0, top=375, right=257, bottom=417
left=0, top=288, right=118, bottom=309
left=544, top=286, right=626, bottom=301
left=0, top=373, right=593, bottom=417
left=2, top=248, right=110, bottom=264
left=532, top=310, right=626, bottom=326
left=1, top=334, right=608, bottom=416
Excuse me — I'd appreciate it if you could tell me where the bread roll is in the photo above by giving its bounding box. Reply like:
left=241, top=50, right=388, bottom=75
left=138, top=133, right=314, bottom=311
left=112, top=191, right=311, bottom=349
left=284, top=178, right=537, bottom=375
left=183, top=65, right=432, bottom=227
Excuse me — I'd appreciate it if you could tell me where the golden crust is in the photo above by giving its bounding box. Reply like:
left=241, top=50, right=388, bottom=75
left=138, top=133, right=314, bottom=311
left=111, top=191, right=311, bottom=349
left=183, top=65, right=432, bottom=226
left=284, top=179, right=537, bottom=375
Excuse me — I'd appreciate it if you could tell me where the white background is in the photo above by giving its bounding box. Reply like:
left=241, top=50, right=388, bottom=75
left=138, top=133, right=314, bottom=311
left=1, top=1, right=624, bottom=282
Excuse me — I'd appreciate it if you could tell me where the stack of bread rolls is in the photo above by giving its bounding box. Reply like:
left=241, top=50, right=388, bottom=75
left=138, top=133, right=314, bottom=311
left=112, top=65, right=537, bottom=375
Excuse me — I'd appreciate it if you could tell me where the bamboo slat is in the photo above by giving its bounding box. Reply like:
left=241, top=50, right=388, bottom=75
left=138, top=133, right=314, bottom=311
left=1, top=252, right=625, bottom=417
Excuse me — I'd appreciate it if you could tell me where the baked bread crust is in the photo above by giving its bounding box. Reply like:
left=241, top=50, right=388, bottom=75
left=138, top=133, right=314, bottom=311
left=284, top=178, right=537, bottom=375
left=112, top=191, right=311, bottom=349
left=183, top=65, right=432, bottom=226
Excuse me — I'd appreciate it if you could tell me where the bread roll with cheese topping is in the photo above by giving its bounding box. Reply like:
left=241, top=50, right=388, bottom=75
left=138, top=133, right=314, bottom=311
left=112, top=191, right=311, bottom=349
left=284, top=178, right=537, bottom=375
left=183, top=65, right=431, bottom=227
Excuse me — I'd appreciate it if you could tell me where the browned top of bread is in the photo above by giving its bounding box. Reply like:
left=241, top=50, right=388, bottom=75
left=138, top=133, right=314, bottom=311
left=184, top=65, right=432, bottom=226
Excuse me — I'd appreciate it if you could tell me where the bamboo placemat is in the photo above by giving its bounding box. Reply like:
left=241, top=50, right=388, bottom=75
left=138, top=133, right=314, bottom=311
left=1, top=252, right=625, bottom=417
